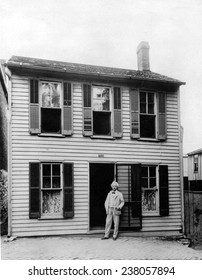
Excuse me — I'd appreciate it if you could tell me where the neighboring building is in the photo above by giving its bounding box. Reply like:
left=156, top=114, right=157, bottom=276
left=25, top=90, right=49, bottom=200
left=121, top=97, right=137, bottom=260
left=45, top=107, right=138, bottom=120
left=0, top=60, right=8, bottom=171
left=6, top=42, right=185, bottom=237
left=184, top=149, right=202, bottom=190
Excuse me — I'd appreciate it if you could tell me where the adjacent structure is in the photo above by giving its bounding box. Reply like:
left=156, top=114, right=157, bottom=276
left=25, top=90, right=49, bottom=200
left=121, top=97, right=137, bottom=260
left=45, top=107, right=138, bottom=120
left=184, top=149, right=202, bottom=190
left=0, top=60, right=8, bottom=171
left=6, top=42, right=185, bottom=237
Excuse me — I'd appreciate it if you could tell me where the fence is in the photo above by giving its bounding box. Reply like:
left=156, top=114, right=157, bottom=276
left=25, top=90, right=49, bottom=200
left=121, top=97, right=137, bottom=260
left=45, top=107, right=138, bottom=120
left=184, top=190, right=202, bottom=243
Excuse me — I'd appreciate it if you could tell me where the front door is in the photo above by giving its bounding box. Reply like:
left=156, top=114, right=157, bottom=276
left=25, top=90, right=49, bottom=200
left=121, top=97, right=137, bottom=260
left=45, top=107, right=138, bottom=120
left=90, top=163, right=114, bottom=229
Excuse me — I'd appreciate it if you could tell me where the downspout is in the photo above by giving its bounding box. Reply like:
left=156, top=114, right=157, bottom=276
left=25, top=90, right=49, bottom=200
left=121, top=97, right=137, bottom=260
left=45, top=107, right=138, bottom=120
left=178, top=88, right=185, bottom=236
left=5, top=66, right=12, bottom=237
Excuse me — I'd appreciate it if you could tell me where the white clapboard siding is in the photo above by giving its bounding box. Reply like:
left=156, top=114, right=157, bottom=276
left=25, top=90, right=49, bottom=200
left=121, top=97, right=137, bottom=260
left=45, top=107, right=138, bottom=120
left=10, top=75, right=182, bottom=237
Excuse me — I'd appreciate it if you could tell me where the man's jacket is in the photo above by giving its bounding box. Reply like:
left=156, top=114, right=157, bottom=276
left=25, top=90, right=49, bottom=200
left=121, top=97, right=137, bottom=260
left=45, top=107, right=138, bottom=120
left=104, top=190, right=125, bottom=212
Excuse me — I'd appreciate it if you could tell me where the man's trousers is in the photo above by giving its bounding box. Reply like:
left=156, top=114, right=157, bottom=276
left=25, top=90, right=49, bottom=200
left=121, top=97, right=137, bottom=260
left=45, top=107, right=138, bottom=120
left=104, top=207, right=120, bottom=238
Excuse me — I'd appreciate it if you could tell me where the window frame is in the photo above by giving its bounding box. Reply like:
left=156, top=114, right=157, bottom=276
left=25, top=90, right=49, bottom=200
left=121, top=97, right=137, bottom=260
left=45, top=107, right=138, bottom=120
left=40, top=162, right=63, bottom=218
left=139, top=91, right=157, bottom=139
left=92, top=84, right=113, bottom=137
left=141, top=165, right=159, bottom=216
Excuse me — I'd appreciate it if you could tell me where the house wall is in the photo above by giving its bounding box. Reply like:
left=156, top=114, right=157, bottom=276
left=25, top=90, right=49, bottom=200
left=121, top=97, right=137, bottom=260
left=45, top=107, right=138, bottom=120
left=0, top=82, right=8, bottom=171
left=10, top=74, right=182, bottom=237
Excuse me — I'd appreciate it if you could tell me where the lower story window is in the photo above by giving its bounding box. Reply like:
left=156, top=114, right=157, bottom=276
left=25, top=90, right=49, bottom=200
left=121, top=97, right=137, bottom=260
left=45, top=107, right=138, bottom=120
left=41, top=163, right=62, bottom=216
left=141, top=166, right=159, bottom=214
left=29, top=162, right=74, bottom=219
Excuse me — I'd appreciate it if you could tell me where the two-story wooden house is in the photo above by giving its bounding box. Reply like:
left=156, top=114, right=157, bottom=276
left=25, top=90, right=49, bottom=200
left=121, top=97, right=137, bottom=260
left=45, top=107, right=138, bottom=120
left=6, top=42, right=185, bottom=237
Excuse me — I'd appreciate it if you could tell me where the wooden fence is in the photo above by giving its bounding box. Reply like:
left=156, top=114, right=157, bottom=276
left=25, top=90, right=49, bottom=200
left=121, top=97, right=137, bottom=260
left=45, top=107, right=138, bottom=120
left=184, top=190, right=202, bottom=243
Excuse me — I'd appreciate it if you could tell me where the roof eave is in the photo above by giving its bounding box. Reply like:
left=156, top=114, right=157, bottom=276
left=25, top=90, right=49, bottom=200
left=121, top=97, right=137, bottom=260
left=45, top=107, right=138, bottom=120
left=6, top=61, right=185, bottom=86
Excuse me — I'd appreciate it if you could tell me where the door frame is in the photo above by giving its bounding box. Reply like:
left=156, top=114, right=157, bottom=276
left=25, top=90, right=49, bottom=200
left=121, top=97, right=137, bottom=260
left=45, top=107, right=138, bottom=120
left=88, top=161, right=116, bottom=232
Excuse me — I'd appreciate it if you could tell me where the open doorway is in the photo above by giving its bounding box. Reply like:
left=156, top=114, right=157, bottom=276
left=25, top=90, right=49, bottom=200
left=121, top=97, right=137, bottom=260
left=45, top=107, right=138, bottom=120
left=90, top=163, right=114, bottom=229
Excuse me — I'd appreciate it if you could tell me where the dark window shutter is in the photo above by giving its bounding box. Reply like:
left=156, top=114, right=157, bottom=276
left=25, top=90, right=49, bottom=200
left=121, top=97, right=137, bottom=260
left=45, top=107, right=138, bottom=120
left=63, top=163, right=74, bottom=218
left=29, top=163, right=41, bottom=219
left=131, top=164, right=142, bottom=228
left=113, top=87, right=122, bottom=138
left=158, top=92, right=167, bottom=140
left=63, top=82, right=73, bottom=136
left=83, top=84, right=92, bottom=136
left=159, top=165, right=169, bottom=216
left=29, top=79, right=40, bottom=134
left=130, top=89, right=140, bottom=139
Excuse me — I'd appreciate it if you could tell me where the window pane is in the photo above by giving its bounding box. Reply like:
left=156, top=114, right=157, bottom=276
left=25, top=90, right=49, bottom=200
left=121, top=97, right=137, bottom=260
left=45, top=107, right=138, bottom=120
left=141, top=166, right=148, bottom=177
left=141, top=178, right=148, bottom=188
left=150, top=178, right=156, bottom=188
left=43, top=177, right=51, bottom=188
left=42, top=191, right=61, bottom=213
left=149, top=166, right=156, bottom=177
left=140, top=92, right=146, bottom=113
left=93, top=111, right=111, bottom=135
left=142, top=190, right=156, bottom=211
left=53, top=164, right=60, bottom=175
left=52, top=177, right=60, bottom=188
left=148, top=93, right=154, bottom=114
left=93, top=87, right=110, bottom=111
left=41, top=108, right=61, bottom=134
left=140, top=115, right=155, bottom=138
left=43, top=164, right=51, bottom=176
left=41, top=82, right=61, bottom=108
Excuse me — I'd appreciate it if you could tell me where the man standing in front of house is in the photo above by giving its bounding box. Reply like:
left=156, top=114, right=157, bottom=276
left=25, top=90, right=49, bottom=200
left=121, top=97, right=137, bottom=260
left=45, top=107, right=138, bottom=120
left=102, top=181, right=124, bottom=240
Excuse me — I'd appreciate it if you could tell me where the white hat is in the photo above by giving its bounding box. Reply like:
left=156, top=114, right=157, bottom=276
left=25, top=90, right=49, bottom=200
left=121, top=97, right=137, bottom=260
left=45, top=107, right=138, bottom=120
left=111, top=181, right=119, bottom=188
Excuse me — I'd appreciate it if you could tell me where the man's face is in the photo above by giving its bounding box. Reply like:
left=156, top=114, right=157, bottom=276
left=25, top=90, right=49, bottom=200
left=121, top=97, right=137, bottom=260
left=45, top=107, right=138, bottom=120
left=111, top=185, right=117, bottom=191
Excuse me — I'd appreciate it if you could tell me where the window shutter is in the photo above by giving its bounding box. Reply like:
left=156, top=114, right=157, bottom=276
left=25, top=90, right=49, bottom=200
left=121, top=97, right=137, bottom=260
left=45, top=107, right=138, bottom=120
left=159, top=165, right=169, bottom=216
left=113, top=87, right=122, bottom=138
left=63, top=82, right=73, bottom=136
left=29, top=79, right=40, bottom=134
left=130, top=89, right=140, bottom=139
left=131, top=164, right=142, bottom=228
left=63, top=163, right=74, bottom=218
left=158, top=92, right=167, bottom=140
left=83, top=84, right=92, bottom=136
left=29, top=163, right=41, bottom=219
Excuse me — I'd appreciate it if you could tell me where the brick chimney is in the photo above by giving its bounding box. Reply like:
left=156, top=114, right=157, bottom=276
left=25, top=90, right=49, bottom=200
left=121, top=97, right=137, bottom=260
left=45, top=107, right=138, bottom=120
left=137, top=41, right=150, bottom=71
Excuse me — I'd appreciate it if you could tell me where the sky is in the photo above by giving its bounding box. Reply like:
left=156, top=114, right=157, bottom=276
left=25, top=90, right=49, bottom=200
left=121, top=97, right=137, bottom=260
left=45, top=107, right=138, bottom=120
left=1, top=0, right=202, bottom=154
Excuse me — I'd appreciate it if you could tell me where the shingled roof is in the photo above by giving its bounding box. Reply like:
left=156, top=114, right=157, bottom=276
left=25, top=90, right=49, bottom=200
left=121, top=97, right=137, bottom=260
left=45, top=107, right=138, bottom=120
left=6, top=55, right=185, bottom=85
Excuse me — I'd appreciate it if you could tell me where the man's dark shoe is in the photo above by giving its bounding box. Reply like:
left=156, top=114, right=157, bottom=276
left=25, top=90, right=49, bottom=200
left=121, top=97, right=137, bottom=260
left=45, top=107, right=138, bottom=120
left=113, top=236, right=117, bottom=240
left=101, top=236, right=109, bottom=240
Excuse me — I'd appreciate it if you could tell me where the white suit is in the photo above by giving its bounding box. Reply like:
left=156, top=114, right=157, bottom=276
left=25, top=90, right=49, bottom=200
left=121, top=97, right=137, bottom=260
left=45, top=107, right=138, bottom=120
left=104, top=190, right=124, bottom=239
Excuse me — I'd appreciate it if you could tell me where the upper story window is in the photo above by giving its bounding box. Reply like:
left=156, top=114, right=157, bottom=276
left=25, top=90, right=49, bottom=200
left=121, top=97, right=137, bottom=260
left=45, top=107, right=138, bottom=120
left=130, top=89, right=166, bottom=141
left=140, top=91, right=156, bottom=138
left=40, top=81, right=62, bottom=134
left=83, top=84, right=122, bottom=138
left=92, top=86, right=111, bottom=136
left=29, top=79, right=72, bottom=136
left=194, top=155, right=198, bottom=173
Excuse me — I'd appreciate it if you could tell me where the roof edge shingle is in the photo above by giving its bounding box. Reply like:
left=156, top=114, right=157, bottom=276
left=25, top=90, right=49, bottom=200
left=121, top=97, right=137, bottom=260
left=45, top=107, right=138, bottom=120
left=6, top=55, right=185, bottom=85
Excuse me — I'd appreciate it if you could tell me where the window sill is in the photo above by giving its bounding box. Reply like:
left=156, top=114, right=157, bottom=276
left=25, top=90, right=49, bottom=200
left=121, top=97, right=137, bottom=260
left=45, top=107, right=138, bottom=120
left=142, top=213, right=159, bottom=217
left=137, top=138, right=160, bottom=142
left=38, top=133, right=65, bottom=138
left=91, top=135, right=115, bottom=140
left=38, top=215, right=63, bottom=220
